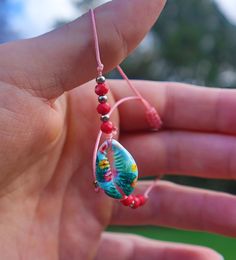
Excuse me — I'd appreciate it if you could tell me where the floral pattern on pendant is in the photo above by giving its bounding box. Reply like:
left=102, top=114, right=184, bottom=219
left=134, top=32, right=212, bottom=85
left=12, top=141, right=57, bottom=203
left=96, top=139, right=138, bottom=199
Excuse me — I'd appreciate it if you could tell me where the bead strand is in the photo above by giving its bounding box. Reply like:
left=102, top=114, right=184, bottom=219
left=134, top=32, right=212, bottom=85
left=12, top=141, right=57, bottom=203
left=120, top=194, right=147, bottom=209
left=95, top=75, right=113, bottom=134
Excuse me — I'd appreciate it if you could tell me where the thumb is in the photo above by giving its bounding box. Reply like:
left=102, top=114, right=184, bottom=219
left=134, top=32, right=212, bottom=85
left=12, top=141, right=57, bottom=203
left=0, top=0, right=166, bottom=99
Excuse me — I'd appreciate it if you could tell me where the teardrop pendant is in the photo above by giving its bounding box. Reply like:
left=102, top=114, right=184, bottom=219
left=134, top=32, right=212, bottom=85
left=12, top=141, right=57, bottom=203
left=96, top=139, right=138, bottom=199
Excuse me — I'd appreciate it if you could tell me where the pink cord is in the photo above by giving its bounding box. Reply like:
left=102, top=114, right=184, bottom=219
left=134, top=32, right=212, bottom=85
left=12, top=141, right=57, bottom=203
left=144, top=175, right=163, bottom=198
left=90, top=9, right=104, bottom=75
left=117, top=65, right=162, bottom=130
left=116, top=65, right=150, bottom=110
left=90, top=9, right=162, bottom=197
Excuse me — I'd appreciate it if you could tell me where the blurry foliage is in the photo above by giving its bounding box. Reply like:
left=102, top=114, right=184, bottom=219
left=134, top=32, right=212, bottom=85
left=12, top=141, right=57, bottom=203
left=124, top=0, right=236, bottom=88
left=75, top=0, right=236, bottom=193
left=74, top=0, right=98, bottom=11
left=65, top=0, right=236, bottom=88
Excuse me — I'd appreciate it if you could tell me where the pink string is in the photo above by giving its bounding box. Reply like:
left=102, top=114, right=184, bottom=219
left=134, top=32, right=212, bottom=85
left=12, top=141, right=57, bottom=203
left=144, top=175, right=163, bottom=198
left=90, top=9, right=104, bottom=75
left=116, top=65, right=150, bottom=110
left=90, top=9, right=162, bottom=197
left=117, top=65, right=162, bottom=131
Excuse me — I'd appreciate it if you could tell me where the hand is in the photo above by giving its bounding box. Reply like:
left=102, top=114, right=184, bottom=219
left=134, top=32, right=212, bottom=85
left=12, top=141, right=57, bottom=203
left=0, top=0, right=233, bottom=259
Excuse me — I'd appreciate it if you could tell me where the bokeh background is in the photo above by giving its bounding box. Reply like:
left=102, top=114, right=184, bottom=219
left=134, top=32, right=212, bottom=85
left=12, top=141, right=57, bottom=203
left=1, top=0, right=236, bottom=258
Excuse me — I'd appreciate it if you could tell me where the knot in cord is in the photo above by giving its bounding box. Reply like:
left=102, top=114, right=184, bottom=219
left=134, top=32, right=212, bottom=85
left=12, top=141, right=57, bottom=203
left=146, top=106, right=162, bottom=130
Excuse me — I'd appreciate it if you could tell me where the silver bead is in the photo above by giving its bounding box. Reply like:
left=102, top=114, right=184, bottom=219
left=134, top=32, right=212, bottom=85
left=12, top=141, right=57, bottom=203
left=98, top=95, right=108, bottom=103
left=93, top=180, right=98, bottom=188
left=129, top=200, right=135, bottom=208
left=96, top=75, right=106, bottom=84
left=100, top=115, right=110, bottom=122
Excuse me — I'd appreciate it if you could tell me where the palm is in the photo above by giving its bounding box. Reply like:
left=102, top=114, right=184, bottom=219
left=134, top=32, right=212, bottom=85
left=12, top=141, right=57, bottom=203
left=0, top=0, right=235, bottom=259
left=0, top=82, right=117, bottom=259
left=53, top=87, right=117, bottom=259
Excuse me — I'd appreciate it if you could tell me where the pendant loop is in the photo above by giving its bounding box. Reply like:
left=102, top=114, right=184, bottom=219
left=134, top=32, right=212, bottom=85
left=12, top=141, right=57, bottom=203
left=96, top=139, right=138, bottom=199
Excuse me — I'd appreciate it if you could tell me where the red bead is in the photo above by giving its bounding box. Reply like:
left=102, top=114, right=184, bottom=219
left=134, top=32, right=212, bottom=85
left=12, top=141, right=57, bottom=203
left=101, top=121, right=113, bottom=134
left=131, top=196, right=141, bottom=209
left=136, top=194, right=147, bottom=206
left=95, top=83, right=109, bottom=96
left=121, top=195, right=134, bottom=206
left=97, top=103, right=111, bottom=115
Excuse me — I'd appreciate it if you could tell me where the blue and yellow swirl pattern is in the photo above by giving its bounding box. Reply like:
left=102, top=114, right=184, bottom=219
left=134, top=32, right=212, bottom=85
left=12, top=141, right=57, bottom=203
left=96, top=139, right=138, bottom=199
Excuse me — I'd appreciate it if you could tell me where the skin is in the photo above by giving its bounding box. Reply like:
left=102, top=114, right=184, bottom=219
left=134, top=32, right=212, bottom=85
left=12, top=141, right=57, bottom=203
left=0, top=0, right=234, bottom=259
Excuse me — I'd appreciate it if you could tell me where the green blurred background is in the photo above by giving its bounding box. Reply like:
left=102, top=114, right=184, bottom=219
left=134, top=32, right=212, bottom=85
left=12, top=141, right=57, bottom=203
left=1, top=0, right=236, bottom=258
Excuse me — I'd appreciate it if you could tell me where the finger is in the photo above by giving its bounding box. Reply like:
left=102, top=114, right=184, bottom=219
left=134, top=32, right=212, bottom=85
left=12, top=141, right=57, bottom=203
left=111, top=181, right=236, bottom=237
left=120, top=131, right=236, bottom=179
left=0, top=0, right=166, bottom=99
left=96, top=232, right=223, bottom=260
left=110, top=80, right=236, bottom=135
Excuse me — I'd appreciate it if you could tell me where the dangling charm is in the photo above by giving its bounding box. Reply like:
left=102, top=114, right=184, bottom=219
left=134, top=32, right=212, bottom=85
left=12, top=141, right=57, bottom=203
left=94, top=74, right=138, bottom=199
left=93, top=74, right=147, bottom=209
left=90, top=9, right=161, bottom=209
left=96, top=139, right=138, bottom=199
